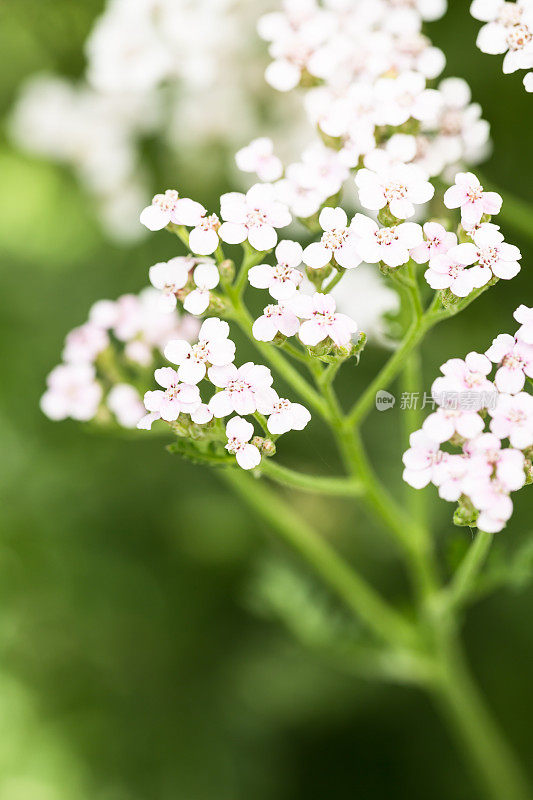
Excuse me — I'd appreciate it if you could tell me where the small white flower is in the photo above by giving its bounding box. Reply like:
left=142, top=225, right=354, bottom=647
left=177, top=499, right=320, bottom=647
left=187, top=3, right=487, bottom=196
left=355, top=163, right=434, bottom=220
left=149, top=257, right=192, bottom=312
left=489, top=391, right=533, bottom=448
left=303, top=207, right=362, bottom=270
left=451, top=225, right=521, bottom=281
left=41, top=363, right=102, bottom=422
left=298, top=293, right=358, bottom=347
left=351, top=214, right=423, bottom=268
left=189, top=213, right=222, bottom=257
left=140, top=190, right=206, bottom=232
left=219, top=183, right=292, bottom=252
left=410, top=221, right=457, bottom=264
left=235, top=137, right=283, bottom=182
left=267, top=397, right=311, bottom=435
left=252, top=304, right=301, bottom=342
left=141, top=368, right=201, bottom=425
left=225, top=416, right=261, bottom=470
left=444, top=172, right=502, bottom=226
left=208, top=362, right=277, bottom=418
left=248, top=240, right=304, bottom=300
left=107, top=384, right=145, bottom=428
left=183, top=262, right=220, bottom=316
left=62, top=323, right=109, bottom=364
left=164, top=318, right=236, bottom=385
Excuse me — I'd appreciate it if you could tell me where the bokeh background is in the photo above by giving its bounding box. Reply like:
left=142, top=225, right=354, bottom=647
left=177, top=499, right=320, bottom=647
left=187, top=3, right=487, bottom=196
left=0, top=1, right=532, bottom=798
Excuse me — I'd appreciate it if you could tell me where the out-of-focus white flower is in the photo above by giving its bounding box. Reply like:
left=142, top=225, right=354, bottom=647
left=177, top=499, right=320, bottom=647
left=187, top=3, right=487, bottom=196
left=219, top=184, right=292, bottom=251
left=235, top=137, right=283, bottom=182
left=107, top=384, right=145, bottom=428
left=41, top=364, right=102, bottom=422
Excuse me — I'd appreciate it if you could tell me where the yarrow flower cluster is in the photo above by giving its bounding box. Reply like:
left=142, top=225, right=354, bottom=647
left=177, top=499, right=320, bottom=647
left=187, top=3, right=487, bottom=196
left=403, top=306, right=533, bottom=533
left=41, top=289, right=199, bottom=428
left=471, top=0, right=533, bottom=91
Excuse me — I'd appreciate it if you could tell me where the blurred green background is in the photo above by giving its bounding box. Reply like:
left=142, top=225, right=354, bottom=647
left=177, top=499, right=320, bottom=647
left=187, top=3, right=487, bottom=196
left=0, top=1, right=532, bottom=798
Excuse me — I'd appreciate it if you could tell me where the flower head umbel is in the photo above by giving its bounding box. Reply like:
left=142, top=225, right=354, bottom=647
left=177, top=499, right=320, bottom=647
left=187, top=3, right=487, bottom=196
left=219, top=183, right=291, bottom=252
left=444, top=172, right=502, bottom=226
left=225, top=417, right=262, bottom=470
left=164, top=318, right=236, bottom=385
left=266, top=396, right=311, bottom=435
left=303, top=207, right=362, bottom=270
left=248, top=240, right=304, bottom=300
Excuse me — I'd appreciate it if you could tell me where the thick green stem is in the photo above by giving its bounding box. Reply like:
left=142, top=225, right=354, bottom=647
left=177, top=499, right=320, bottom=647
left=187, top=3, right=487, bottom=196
left=219, top=468, right=417, bottom=647
left=431, top=627, right=532, bottom=800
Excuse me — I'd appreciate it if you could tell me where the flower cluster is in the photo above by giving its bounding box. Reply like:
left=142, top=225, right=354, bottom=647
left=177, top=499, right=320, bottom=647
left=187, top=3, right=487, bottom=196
left=138, top=317, right=311, bottom=470
left=403, top=306, right=533, bottom=533
left=471, top=0, right=533, bottom=91
left=41, top=288, right=199, bottom=428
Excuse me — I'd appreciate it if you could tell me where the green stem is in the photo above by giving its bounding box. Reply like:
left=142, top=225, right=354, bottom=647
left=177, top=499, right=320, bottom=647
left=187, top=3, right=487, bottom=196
left=445, top=531, right=494, bottom=612
left=259, top=459, right=364, bottom=497
left=324, top=269, right=345, bottom=293
left=219, top=468, right=417, bottom=647
left=432, top=627, right=532, bottom=800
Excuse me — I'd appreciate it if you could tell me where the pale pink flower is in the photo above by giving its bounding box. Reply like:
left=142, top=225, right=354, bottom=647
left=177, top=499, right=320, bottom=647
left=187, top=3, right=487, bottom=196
left=303, top=207, right=362, bottom=270
left=41, top=363, right=102, bottom=422
left=62, top=323, right=109, bottom=364
left=515, top=305, right=533, bottom=344
left=374, top=71, right=442, bottom=128
left=486, top=333, right=533, bottom=393
left=183, top=262, right=220, bottom=316
left=253, top=303, right=301, bottom=342
left=140, top=190, right=206, bottom=232
left=225, top=416, right=261, bottom=470
left=248, top=240, right=303, bottom=301
left=470, top=478, right=514, bottom=533
left=275, top=164, right=324, bottom=220
left=463, top=433, right=526, bottom=492
left=402, top=429, right=446, bottom=489
left=188, top=213, right=221, bottom=257
left=351, top=214, right=423, bottom=268
left=298, top=293, right=357, bottom=347
left=208, top=362, right=277, bottom=418
left=489, top=391, right=533, bottom=449
left=422, top=406, right=485, bottom=443
left=424, top=249, right=489, bottom=298
left=235, top=138, right=283, bottom=182
left=451, top=225, right=521, bottom=281
left=355, top=163, right=434, bottom=220
left=149, top=258, right=192, bottom=312
left=107, top=384, right=145, bottom=429
left=444, top=172, right=502, bottom=226
left=164, top=318, right=236, bottom=385
left=410, top=221, right=457, bottom=264
left=219, top=184, right=291, bottom=251
left=141, top=368, right=200, bottom=425
left=433, top=454, right=470, bottom=501
left=432, top=352, right=495, bottom=410
left=266, top=397, right=311, bottom=435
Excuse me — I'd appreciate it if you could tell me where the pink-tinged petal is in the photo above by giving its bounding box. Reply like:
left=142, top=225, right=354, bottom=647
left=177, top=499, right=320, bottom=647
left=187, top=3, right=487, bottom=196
left=208, top=364, right=236, bottom=388
left=276, top=239, right=303, bottom=266
left=208, top=390, right=234, bottom=418
left=492, top=260, right=520, bottom=280
left=178, top=360, right=206, bottom=385
left=265, top=59, right=301, bottom=91
left=477, top=512, right=506, bottom=534
left=410, top=242, right=431, bottom=264
left=157, top=292, right=178, bottom=313
left=252, top=316, right=278, bottom=342
left=219, top=222, right=247, bottom=244
left=450, top=243, right=478, bottom=266
left=200, top=317, right=229, bottom=341
left=423, top=412, right=455, bottom=444
left=233, top=389, right=257, bottom=416
left=403, top=467, right=432, bottom=489
left=465, top=351, right=492, bottom=374
left=495, top=366, right=525, bottom=394
left=397, top=223, right=424, bottom=249
left=278, top=312, right=300, bottom=338
left=499, top=243, right=521, bottom=261
left=248, top=264, right=273, bottom=289
left=270, top=278, right=299, bottom=301
left=299, top=320, right=325, bottom=346
left=425, top=267, right=451, bottom=290
left=460, top=202, right=483, bottom=226
left=154, top=367, right=177, bottom=389
left=481, top=191, right=503, bottom=216
left=164, top=339, right=191, bottom=365
left=335, top=244, right=362, bottom=270
left=389, top=198, right=415, bottom=220
left=184, top=289, right=210, bottom=315
left=382, top=246, right=410, bottom=268
left=171, top=198, right=205, bottom=226
left=137, top=412, right=161, bottom=430
left=246, top=364, right=273, bottom=388
left=159, top=398, right=181, bottom=422
left=236, top=443, right=261, bottom=470
left=191, top=404, right=213, bottom=425
left=226, top=415, right=254, bottom=442
left=143, top=390, right=164, bottom=413
left=443, top=184, right=467, bottom=209
left=469, top=265, right=492, bottom=288
left=451, top=271, right=474, bottom=298
left=486, top=333, right=514, bottom=363
left=248, top=224, right=277, bottom=252
left=255, top=387, right=279, bottom=415
left=207, top=339, right=236, bottom=367
left=303, top=242, right=332, bottom=269
left=456, top=412, right=484, bottom=439
left=140, top=205, right=169, bottom=231
left=497, top=452, right=526, bottom=492
left=319, top=206, right=347, bottom=231
left=189, top=227, right=219, bottom=256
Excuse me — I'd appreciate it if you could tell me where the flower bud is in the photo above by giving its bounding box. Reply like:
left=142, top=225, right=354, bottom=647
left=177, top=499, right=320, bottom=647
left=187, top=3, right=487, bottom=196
left=219, top=259, right=235, bottom=283
left=377, top=207, right=400, bottom=227
left=306, top=264, right=332, bottom=289
left=453, top=495, right=479, bottom=528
